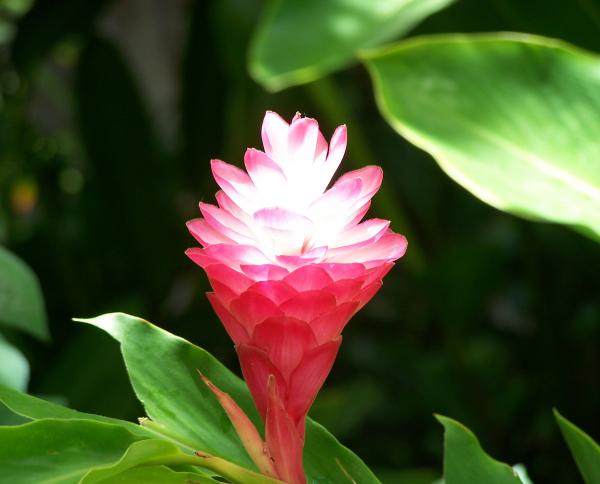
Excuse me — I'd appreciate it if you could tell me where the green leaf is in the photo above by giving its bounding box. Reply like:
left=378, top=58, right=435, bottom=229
left=0, top=384, right=151, bottom=438
left=78, top=313, right=381, bottom=484
left=80, top=439, right=217, bottom=484
left=97, top=465, right=217, bottom=484
left=0, top=419, right=144, bottom=484
left=363, top=34, right=600, bottom=241
left=0, top=246, right=48, bottom=340
left=0, top=336, right=29, bottom=391
left=437, top=415, right=522, bottom=484
left=249, top=0, right=455, bottom=91
left=555, top=410, right=600, bottom=484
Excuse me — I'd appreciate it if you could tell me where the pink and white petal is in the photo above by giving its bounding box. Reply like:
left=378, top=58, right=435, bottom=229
left=204, top=263, right=253, bottom=294
left=230, top=292, right=284, bottom=333
left=257, top=226, right=307, bottom=255
left=342, top=199, right=372, bottom=230
left=186, top=218, right=234, bottom=246
left=316, top=262, right=366, bottom=281
left=327, top=232, right=407, bottom=266
left=241, top=264, right=289, bottom=281
left=244, top=148, right=287, bottom=192
left=200, top=203, right=254, bottom=243
left=359, top=232, right=408, bottom=266
left=261, top=111, right=289, bottom=162
left=314, top=129, right=328, bottom=165
left=287, top=117, right=320, bottom=169
left=247, top=280, right=298, bottom=305
left=309, top=177, right=362, bottom=219
left=237, top=345, right=287, bottom=420
left=280, top=291, right=337, bottom=322
left=309, top=302, right=358, bottom=344
left=326, top=220, right=391, bottom=260
left=253, top=207, right=313, bottom=232
left=215, top=191, right=252, bottom=223
left=283, top=265, right=333, bottom=292
left=206, top=293, right=250, bottom=345
left=276, top=246, right=327, bottom=269
left=253, top=316, right=317, bottom=379
left=211, top=159, right=258, bottom=211
left=203, top=243, right=271, bottom=267
left=331, top=218, right=390, bottom=248
left=185, top=247, right=218, bottom=269
left=334, top=165, right=383, bottom=202
left=314, top=124, right=347, bottom=193
left=286, top=338, right=342, bottom=422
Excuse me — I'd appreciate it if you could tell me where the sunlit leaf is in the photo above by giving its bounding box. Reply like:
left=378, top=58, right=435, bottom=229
left=437, top=415, right=522, bottom=484
left=78, top=313, right=382, bottom=483
left=364, top=34, right=600, bottom=241
left=555, top=410, right=600, bottom=484
left=0, top=246, right=48, bottom=340
left=249, top=0, right=455, bottom=91
left=0, top=336, right=29, bottom=391
left=98, top=465, right=217, bottom=484
left=80, top=439, right=217, bottom=484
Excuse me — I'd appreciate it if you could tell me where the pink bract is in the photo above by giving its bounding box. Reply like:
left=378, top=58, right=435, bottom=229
left=187, top=111, right=406, bottom=484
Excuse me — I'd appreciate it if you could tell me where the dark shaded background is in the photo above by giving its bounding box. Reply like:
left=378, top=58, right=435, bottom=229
left=1, top=0, right=599, bottom=481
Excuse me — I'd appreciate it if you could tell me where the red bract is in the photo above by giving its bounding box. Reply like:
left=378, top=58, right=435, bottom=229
left=187, top=111, right=406, bottom=483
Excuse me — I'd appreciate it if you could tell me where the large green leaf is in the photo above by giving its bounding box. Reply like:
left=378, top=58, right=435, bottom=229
left=0, top=419, right=143, bottom=484
left=80, top=439, right=217, bottom=484
left=0, top=384, right=151, bottom=438
left=363, top=34, right=600, bottom=241
left=0, top=246, right=48, bottom=340
left=249, top=0, right=455, bottom=91
left=555, top=410, right=600, bottom=484
left=0, top=336, right=29, bottom=391
left=78, top=313, right=381, bottom=484
left=437, top=415, right=522, bottom=484
left=99, top=466, right=217, bottom=484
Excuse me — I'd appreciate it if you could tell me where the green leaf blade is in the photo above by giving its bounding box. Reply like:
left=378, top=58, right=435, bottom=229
left=0, top=246, right=48, bottom=340
left=363, top=33, right=600, bottom=241
left=555, top=410, right=600, bottom=484
left=80, top=439, right=217, bottom=484
left=0, top=419, right=143, bottom=484
left=249, top=0, right=455, bottom=91
left=0, top=384, right=152, bottom=438
left=437, top=415, right=521, bottom=484
left=78, top=313, right=381, bottom=484
left=96, top=465, right=216, bottom=484
left=0, top=336, right=29, bottom=391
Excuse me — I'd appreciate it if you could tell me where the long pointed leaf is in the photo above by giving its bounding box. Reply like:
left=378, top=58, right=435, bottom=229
left=77, top=313, right=381, bottom=483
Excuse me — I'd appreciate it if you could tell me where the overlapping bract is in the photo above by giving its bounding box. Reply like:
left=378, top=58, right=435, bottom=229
left=187, top=111, right=406, bottom=483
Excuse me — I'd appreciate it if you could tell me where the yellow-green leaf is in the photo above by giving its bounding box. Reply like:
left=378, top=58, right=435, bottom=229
left=249, top=0, right=455, bottom=91
left=364, top=34, right=600, bottom=241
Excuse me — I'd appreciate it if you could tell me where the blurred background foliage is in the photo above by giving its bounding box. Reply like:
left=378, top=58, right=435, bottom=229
left=0, top=0, right=599, bottom=482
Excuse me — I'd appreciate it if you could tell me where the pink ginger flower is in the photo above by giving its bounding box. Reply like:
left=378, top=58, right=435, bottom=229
left=187, top=111, right=407, bottom=483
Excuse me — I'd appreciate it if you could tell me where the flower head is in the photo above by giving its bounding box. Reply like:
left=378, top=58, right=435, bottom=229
left=187, top=111, right=406, bottom=483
